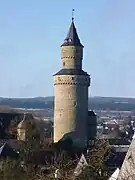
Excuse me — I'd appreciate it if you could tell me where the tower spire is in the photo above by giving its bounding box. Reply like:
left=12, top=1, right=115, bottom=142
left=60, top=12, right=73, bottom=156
left=72, top=9, right=75, bottom=22
left=61, top=10, right=83, bottom=47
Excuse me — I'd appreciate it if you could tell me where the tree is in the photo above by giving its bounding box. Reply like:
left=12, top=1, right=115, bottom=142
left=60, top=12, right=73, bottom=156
left=0, top=132, right=113, bottom=179
left=75, top=139, right=112, bottom=180
left=0, top=158, right=26, bottom=180
left=20, top=118, right=41, bottom=171
left=6, top=117, right=18, bottom=139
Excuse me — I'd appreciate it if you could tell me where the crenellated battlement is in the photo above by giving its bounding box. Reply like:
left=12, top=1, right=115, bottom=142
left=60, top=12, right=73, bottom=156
left=54, top=75, right=90, bottom=86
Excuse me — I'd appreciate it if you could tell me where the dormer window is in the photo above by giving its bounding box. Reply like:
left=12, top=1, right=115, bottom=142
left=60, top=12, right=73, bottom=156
left=68, top=38, right=72, bottom=42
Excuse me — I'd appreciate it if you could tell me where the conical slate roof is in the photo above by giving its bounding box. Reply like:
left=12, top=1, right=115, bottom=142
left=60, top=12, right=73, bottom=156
left=61, top=21, right=83, bottom=47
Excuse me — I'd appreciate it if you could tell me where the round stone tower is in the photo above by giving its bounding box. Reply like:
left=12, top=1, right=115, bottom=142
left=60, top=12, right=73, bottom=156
left=53, top=19, right=90, bottom=149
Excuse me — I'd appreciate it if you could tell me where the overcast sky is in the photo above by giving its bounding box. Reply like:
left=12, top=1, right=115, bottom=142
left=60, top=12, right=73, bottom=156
left=0, top=0, right=135, bottom=98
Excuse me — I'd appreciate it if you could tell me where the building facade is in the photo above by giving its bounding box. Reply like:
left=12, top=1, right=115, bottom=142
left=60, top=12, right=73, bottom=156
left=53, top=19, right=90, bottom=149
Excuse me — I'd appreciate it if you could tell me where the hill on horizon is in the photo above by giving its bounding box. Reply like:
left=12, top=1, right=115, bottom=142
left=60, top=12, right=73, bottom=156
left=0, top=96, right=135, bottom=111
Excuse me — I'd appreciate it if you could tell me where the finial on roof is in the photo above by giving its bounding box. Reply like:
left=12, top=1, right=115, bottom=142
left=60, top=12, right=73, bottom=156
left=61, top=9, right=83, bottom=47
left=72, top=9, right=75, bottom=22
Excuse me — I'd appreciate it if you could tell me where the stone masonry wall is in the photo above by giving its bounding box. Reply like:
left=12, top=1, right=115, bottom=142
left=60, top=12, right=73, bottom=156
left=54, top=75, right=90, bottom=147
left=61, top=46, right=83, bottom=69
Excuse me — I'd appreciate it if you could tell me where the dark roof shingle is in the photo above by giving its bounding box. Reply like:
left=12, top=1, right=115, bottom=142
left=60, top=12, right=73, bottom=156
left=61, top=22, right=83, bottom=47
left=53, top=69, right=90, bottom=76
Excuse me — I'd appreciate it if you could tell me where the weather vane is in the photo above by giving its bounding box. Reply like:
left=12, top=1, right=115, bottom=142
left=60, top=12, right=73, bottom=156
left=72, top=9, right=75, bottom=22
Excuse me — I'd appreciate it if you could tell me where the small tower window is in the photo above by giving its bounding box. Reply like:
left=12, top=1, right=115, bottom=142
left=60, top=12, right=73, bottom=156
left=74, top=101, right=77, bottom=107
left=63, top=62, right=65, bottom=67
left=72, top=77, right=75, bottom=80
left=58, top=77, right=61, bottom=81
left=72, top=77, right=77, bottom=81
